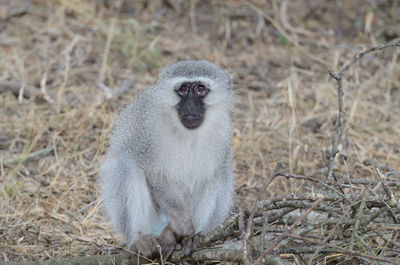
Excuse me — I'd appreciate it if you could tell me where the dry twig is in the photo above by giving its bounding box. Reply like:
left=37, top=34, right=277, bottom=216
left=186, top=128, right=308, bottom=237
left=0, top=82, right=38, bottom=98
left=326, top=40, right=400, bottom=182
left=242, top=163, right=282, bottom=264
left=287, top=234, right=397, bottom=264
left=3, top=147, right=55, bottom=167
left=254, top=198, right=324, bottom=264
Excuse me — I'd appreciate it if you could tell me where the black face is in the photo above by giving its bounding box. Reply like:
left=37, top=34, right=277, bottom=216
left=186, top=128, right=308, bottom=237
left=175, top=81, right=210, bottom=129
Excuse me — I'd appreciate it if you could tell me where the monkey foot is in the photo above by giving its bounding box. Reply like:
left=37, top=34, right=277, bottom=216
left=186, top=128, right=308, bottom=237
left=180, top=233, right=203, bottom=256
left=130, top=234, right=161, bottom=258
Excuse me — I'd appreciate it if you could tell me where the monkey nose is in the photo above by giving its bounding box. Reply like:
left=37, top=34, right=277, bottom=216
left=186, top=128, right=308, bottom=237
left=183, top=114, right=203, bottom=125
left=181, top=113, right=203, bottom=129
left=184, top=114, right=201, bottom=121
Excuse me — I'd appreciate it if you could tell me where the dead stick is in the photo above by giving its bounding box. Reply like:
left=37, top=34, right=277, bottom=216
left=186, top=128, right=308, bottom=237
left=350, top=189, right=367, bottom=250
left=307, top=216, right=346, bottom=265
left=287, top=234, right=398, bottom=264
left=243, top=163, right=282, bottom=264
left=374, top=166, right=400, bottom=211
left=0, top=82, right=38, bottom=98
left=4, top=147, right=54, bottom=166
left=254, top=198, right=324, bottom=264
left=0, top=254, right=147, bottom=265
left=326, top=40, right=400, bottom=181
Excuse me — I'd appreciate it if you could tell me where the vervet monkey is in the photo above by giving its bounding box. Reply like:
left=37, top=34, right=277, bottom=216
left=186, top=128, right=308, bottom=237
left=100, top=60, right=235, bottom=258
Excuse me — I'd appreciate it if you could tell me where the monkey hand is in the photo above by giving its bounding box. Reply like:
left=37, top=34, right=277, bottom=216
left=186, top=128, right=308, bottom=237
left=180, top=232, right=203, bottom=256
left=157, top=225, right=177, bottom=259
left=129, top=234, right=160, bottom=258
left=168, top=210, right=195, bottom=238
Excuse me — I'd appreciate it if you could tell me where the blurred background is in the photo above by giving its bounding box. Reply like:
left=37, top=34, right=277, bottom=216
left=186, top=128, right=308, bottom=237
left=0, top=0, right=399, bottom=261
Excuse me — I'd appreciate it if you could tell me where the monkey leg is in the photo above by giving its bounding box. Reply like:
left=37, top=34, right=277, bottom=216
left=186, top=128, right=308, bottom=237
left=101, top=156, right=165, bottom=254
left=130, top=234, right=160, bottom=258
left=192, top=163, right=234, bottom=233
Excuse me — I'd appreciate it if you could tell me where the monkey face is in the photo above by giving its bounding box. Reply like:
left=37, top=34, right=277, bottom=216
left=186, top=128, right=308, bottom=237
left=175, top=81, right=210, bottom=129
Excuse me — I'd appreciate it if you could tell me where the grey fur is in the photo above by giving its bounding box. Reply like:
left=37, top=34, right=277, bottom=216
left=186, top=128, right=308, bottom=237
left=100, top=60, right=235, bottom=248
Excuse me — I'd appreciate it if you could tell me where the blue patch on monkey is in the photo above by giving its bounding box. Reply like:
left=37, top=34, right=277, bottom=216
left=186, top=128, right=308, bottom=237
left=152, top=214, right=168, bottom=236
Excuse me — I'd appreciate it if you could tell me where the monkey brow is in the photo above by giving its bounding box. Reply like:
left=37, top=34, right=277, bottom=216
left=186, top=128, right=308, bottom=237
left=166, top=66, right=219, bottom=80
left=175, top=71, right=217, bottom=79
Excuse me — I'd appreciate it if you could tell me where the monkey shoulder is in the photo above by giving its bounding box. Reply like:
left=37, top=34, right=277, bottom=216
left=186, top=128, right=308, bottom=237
left=109, top=94, right=153, bottom=160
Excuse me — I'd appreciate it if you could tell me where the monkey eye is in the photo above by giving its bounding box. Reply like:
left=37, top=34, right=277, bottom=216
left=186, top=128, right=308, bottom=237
left=177, top=84, right=189, bottom=96
left=180, top=85, right=188, bottom=92
left=196, top=84, right=209, bottom=96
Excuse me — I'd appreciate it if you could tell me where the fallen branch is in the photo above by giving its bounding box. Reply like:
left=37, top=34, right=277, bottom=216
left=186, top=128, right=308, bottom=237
left=0, top=82, right=39, bottom=98
left=341, top=178, right=400, bottom=187
left=254, top=198, right=324, bottom=264
left=174, top=239, right=290, bottom=265
left=287, top=234, right=398, bottom=264
left=0, top=253, right=147, bottom=265
left=3, top=146, right=54, bottom=166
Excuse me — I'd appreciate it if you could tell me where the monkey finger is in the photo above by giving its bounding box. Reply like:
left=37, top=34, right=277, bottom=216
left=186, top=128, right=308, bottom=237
left=196, top=233, right=204, bottom=246
left=198, top=233, right=203, bottom=244
left=131, top=243, right=149, bottom=257
left=131, top=234, right=160, bottom=258
left=143, top=248, right=153, bottom=258
left=182, top=237, right=193, bottom=256
left=150, top=236, right=161, bottom=250
left=151, top=234, right=158, bottom=243
left=151, top=240, right=162, bottom=256
left=140, top=242, right=154, bottom=257
left=175, top=243, right=182, bottom=250
left=192, top=234, right=201, bottom=250
left=129, top=244, right=139, bottom=255
left=161, top=245, right=174, bottom=260
left=145, top=240, right=157, bottom=255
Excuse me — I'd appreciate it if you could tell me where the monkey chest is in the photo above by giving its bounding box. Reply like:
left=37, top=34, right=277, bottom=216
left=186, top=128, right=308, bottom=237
left=153, top=142, right=219, bottom=188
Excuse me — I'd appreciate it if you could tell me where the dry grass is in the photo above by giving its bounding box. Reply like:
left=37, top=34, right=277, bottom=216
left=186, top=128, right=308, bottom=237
left=0, top=0, right=399, bottom=262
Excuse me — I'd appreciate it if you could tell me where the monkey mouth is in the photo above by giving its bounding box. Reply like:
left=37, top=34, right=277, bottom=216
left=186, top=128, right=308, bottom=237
left=180, top=114, right=203, bottom=129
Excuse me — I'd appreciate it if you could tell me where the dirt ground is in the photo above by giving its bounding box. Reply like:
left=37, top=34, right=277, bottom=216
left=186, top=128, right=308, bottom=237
left=0, top=0, right=399, bottom=263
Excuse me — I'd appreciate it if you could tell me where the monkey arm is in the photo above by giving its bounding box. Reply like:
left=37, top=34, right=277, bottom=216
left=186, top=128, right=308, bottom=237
left=157, top=205, right=201, bottom=257
left=147, top=182, right=195, bottom=238
left=165, top=202, right=195, bottom=238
